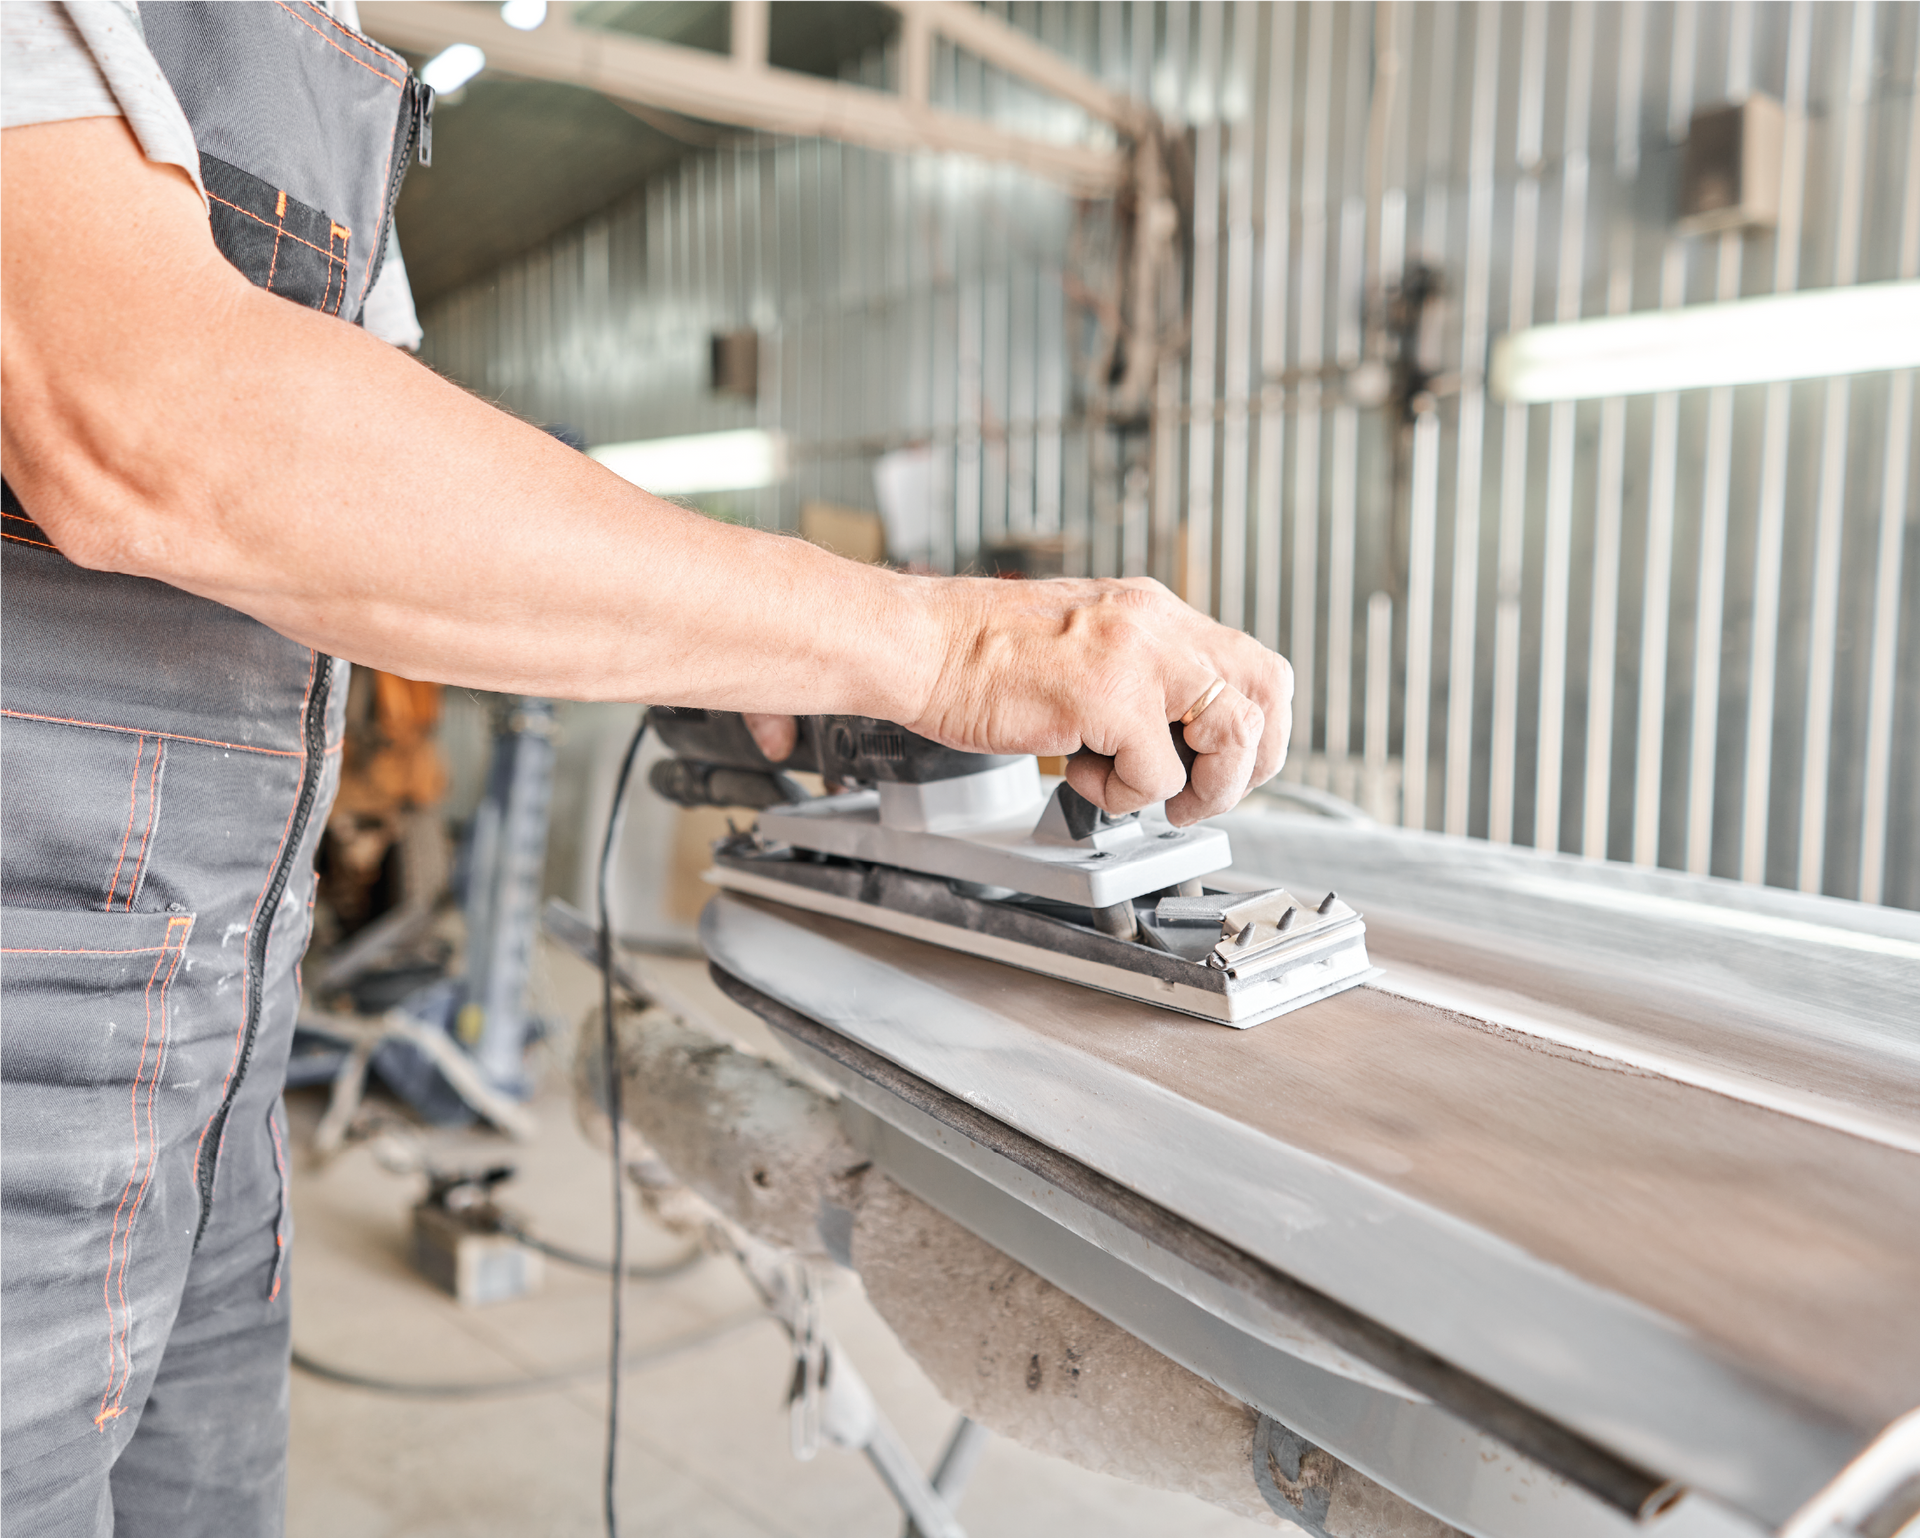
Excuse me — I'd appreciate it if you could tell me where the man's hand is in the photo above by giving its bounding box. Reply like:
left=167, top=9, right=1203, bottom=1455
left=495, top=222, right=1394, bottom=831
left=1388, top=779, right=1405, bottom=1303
left=913, top=576, right=1291, bottom=826
left=742, top=580, right=1290, bottom=824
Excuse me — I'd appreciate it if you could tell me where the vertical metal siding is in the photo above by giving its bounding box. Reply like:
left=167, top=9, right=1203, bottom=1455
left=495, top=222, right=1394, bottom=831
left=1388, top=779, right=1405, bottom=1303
left=419, top=1, right=1920, bottom=911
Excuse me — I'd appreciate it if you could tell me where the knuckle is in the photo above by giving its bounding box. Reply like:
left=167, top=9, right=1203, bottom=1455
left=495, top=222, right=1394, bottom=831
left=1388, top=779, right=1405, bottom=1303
left=1210, top=696, right=1261, bottom=747
left=1249, top=650, right=1294, bottom=706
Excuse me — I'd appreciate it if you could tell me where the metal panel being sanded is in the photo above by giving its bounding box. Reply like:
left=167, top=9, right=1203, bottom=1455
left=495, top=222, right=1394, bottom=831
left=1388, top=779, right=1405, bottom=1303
left=700, top=863, right=1920, bottom=1530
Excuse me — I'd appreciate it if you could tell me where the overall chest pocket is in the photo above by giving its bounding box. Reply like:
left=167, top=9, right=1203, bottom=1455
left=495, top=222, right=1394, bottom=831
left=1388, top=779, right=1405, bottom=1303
left=202, top=154, right=351, bottom=315
left=139, top=0, right=428, bottom=328
left=0, top=907, right=203, bottom=1455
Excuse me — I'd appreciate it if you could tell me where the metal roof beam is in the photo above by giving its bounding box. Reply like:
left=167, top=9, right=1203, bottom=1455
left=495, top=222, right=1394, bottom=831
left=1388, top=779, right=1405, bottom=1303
left=358, top=1, right=1129, bottom=196
left=887, top=1, right=1149, bottom=136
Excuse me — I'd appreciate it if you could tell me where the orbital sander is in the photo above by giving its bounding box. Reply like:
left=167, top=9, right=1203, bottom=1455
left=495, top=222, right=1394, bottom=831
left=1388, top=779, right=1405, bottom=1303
left=646, top=708, right=1376, bottom=1028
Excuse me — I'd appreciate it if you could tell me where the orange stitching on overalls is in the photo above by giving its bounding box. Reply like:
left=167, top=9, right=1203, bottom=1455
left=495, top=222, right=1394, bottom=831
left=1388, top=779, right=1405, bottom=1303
left=291, top=0, right=408, bottom=75
left=269, top=0, right=405, bottom=86
left=96, top=917, right=188, bottom=1428
left=266, top=1110, right=289, bottom=1302
left=96, top=941, right=172, bottom=1423
left=125, top=741, right=165, bottom=911
left=266, top=191, right=284, bottom=293
left=104, top=736, right=146, bottom=911
left=0, top=709, right=302, bottom=758
left=325, top=223, right=352, bottom=315
left=111, top=919, right=190, bottom=1408
left=2, top=529, right=59, bottom=552
left=205, top=194, right=350, bottom=269
left=193, top=653, right=317, bottom=1189
left=2, top=509, right=41, bottom=525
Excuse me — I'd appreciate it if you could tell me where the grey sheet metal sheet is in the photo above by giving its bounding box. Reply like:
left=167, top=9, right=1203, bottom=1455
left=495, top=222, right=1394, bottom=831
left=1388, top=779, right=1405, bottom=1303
left=699, top=825, right=1920, bottom=1525
left=738, top=982, right=1768, bottom=1538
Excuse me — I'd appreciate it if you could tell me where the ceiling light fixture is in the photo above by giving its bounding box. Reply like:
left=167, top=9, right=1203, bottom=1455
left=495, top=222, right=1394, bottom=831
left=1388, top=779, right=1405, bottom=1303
left=499, top=0, right=547, bottom=31
left=589, top=430, right=790, bottom=496
left=419, top=43, right=486, bottom=96
left=1489, top=280, right=1920, bottom=404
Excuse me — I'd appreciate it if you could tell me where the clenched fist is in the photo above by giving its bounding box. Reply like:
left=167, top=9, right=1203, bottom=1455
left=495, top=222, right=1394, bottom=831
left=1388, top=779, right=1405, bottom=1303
left=744, top=577, right=1291, bottom=827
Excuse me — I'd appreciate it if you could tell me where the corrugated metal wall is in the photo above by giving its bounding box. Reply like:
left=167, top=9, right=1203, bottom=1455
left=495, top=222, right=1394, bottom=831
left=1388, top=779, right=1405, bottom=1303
left=419, top=1, right=1920, bottom=911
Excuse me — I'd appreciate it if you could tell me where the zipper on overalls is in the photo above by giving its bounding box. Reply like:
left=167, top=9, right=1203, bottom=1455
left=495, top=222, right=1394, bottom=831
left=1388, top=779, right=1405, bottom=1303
left=348, top=76, right=432, bottom=312
left=415, top=81, right=434, bottom=167
left=193, top=658, right=333, bottom=1248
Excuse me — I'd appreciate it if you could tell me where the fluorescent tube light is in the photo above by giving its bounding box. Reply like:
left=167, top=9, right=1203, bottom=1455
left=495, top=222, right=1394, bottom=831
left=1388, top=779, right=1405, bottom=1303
left=589, top=430, right=790, bottom=495
left=1490, top=280, right=1920, bottom=404
left=420, top=43, right=486, bottom=95
left=499, top=0, right=547, bottom=31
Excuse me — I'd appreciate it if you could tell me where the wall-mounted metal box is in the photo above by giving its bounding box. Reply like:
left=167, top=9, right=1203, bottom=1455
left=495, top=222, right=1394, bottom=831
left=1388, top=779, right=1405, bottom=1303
left=1679, top=94, right=1785, bottom=236
left=710, top=328, right=760, bottom=400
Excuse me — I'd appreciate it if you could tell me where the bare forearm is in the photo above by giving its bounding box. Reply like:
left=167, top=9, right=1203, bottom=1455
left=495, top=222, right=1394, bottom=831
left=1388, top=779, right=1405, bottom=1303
left=1, top=130, right=945, bottom=713
left=54, top=302, right=939, bottom=710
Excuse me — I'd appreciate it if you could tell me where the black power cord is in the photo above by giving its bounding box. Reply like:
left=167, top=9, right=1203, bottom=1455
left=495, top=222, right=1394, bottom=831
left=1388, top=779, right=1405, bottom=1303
left=597, top=716, right=651, bottom=1538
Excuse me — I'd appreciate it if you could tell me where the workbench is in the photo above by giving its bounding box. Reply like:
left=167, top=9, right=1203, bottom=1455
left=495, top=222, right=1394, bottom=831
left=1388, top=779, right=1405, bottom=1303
left=700, top=805, right=1920, bottom=1538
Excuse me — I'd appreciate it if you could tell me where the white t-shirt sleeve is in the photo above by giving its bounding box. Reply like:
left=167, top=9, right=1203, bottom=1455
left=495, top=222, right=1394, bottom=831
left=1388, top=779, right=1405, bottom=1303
left=2, top=3, right=206, bottom=209
left=361, top=229, right=425, bottom=352
left=2, top=2, right=119, bottom=125
left=4, top=1, right=424, bottom=342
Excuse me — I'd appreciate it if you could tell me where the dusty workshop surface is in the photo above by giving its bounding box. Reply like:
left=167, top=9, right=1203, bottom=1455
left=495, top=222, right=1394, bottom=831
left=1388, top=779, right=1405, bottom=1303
left=284, top=943, right=1272, bottom=1538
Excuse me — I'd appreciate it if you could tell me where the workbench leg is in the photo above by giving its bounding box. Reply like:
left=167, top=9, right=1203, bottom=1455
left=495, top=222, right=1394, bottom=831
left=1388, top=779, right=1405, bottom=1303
left=865, top=1413, right=967, bottom=1538
left=902, top=1416, right=991, bottom=1538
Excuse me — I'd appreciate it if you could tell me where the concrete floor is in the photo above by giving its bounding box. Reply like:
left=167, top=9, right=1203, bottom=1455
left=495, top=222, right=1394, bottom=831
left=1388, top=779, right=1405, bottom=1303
left=285, top=942, right=1274, bottom=1538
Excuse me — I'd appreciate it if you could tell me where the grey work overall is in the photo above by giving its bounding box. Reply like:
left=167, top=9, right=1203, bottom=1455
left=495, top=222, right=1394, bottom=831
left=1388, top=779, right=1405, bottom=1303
left=1, top=8, right=425, bottom=1532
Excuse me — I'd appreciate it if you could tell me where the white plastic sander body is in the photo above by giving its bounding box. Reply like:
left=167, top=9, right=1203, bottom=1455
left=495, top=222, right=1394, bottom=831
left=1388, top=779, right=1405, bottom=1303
left=646, top=709, right=1377, bottom=1028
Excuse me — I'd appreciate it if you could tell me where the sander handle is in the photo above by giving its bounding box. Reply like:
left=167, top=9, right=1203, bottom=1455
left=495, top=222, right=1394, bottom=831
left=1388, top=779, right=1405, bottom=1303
left=645, top=708, right=1021, bottom=788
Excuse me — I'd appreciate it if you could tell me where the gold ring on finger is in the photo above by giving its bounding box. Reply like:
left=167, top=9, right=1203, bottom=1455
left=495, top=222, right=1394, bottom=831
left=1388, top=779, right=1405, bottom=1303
left=1180, top=678, right=1227, bottom=726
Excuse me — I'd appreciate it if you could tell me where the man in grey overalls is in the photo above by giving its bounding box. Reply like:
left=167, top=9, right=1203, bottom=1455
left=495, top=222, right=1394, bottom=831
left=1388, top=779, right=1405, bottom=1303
left=1, top=4, right=1295, bottom=1534
left=5, top=6, right=427, bottom=1533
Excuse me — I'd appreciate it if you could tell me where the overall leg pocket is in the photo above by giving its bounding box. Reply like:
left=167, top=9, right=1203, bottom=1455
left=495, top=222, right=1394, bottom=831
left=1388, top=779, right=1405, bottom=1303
left=0, top=718, right=168, bottom=913
left=0, top=907, right=198, bottom=1533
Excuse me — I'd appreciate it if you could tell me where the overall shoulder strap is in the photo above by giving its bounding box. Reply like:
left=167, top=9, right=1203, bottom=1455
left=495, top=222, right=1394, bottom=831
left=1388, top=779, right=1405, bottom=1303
left=139, top=1, right=425, bottom=324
